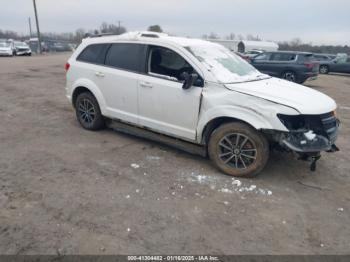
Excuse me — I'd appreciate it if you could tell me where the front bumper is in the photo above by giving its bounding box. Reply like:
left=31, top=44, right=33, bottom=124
left=16, top=50, right=31, bottom=55
left=0, top=50, right=13, bottom=56
left=281, top=119, right=340, bottom=153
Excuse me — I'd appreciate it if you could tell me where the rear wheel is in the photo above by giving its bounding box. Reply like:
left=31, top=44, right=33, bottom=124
left=75, top=92, right=105, bottom=130
left=208, top=122, right=269, bottom=177
left=282, top=71, right=297, bottom=82
left=319, top=65, right=329, bottom=74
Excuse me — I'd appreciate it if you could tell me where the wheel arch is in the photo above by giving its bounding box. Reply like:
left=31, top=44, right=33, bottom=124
left=200, top=116, right=259, bottom=145
left=71, top=79, right=107, bottom=114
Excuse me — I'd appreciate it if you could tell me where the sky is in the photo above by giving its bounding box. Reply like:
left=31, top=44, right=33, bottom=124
left=1, top=0, right=350, bottom=45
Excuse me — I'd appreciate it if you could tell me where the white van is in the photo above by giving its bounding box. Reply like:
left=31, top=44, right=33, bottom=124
left=65, top=32, right=339, bottom=177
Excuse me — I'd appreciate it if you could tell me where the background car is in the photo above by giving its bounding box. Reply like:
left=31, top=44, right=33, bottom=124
left=313, top=53, right=334, bottom=74
left=329, top=56, right=350, bottom=74
left=250, top=51, right=319, bottom=84
left=0, top=41, right=14, bottom=56
left=14, top=41, right=32, bottom=56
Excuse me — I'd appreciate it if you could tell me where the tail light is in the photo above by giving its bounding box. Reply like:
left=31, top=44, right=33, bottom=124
left=304, top=63, right=314, bottom=69
left=65, top=62, right=70, bottom=72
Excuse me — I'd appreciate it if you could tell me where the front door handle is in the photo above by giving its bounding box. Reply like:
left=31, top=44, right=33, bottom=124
left=140, top=82, right=153, bottom=88
left=95, top=72, right=105, bottom=77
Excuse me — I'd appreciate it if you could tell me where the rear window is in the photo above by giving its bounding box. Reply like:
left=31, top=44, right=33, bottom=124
left=77, top=44, right=110, bottom=64
left=271, top=53, right=296, bottom=61
left=105, top=43, right=146, bottom=72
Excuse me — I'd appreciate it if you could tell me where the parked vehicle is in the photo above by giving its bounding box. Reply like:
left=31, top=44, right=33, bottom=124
left=313, top=53, right=350, bottom=74
left=250, top=51, right=319, bottom=84
left=329, top=57, right=350, bottom=74
left=65, top=32, right=339, bottom=177
left=0, top=41, right=15, bottom=56
left=241, top=50, right=264, bottom=60
left=14, top=41, right=32, bottom=56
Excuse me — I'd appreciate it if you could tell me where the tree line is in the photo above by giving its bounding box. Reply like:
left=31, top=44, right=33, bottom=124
left=1, top=26, right=349, bottom=55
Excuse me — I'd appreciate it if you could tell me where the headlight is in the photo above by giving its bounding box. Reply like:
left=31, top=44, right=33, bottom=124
left=277, top=114, right=306, bottom=130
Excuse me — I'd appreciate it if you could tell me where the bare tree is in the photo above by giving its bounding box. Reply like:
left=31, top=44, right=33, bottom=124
left=100, top=22, right=126, bottom=35
left=246, top=34, right=261, bottom=41
left=226, top=33, right=235, bottom=40
left=147, top=25, right=163, bottom=33
left=209, top=32, right=219, bottom=39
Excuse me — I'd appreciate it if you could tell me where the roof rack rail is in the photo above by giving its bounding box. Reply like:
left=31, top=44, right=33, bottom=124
left=140, top=33, right=160, bottom=38
left=88, top=33, right=120, bottom=38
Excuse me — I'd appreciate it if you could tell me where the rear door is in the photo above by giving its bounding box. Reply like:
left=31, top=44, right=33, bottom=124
left=99, top=43, right=147, bottom=123
left=268, top=52, right=298, bottom=77
left=137, top=45, right=203, bottom=141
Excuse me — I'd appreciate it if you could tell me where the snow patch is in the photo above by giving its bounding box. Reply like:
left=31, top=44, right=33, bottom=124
left=130, top=163, right=140, bottom=169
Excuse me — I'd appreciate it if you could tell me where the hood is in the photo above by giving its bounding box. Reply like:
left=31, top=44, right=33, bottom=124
left=225, top=77, right=336, bottom=114
left=0, top=46, right=11, bottom=51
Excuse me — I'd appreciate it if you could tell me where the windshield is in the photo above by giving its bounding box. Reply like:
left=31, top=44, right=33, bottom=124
left=185, top=44, right=267, bottom=83
left=15, top=42, right=28, bottom=48
left=0, top=42, right=11, bottom=48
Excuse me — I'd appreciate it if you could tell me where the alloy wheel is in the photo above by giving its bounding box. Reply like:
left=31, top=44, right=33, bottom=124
left=218, top=133, right=257, bottom=169
left=78, top=99, right=96, bottom=125
left=283, top=72, right=296, bottom=82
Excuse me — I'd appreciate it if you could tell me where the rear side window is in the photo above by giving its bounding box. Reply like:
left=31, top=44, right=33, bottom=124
left=105, top=43, right=146, bottom=72
left=271, top=53, right=296, bottom=61
left=77, top=44, right=110, bottom=64
left=297, top=54, right=314, bottom=62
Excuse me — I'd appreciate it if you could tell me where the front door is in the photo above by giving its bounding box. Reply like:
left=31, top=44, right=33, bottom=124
left=138, top=45, right=203, bottom=141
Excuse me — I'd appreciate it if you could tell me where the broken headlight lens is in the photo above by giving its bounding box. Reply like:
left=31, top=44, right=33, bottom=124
left=277, top=114, right=306, bottom=131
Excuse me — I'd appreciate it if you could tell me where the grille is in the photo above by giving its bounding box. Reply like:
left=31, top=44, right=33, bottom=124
left=320, top=112, right=338, bottom=141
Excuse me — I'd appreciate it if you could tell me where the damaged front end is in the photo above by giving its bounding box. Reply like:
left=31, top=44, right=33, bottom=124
left=267, top=112, right=340, bottom=171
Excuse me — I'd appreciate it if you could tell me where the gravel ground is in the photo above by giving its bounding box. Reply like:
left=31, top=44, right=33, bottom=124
left=0, top=53, right=349, bottom=255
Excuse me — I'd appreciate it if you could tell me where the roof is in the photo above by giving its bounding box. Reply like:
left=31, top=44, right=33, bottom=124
left=267, top=50, right=313, bottom=55
left=83, top=31, right=219, bottom=48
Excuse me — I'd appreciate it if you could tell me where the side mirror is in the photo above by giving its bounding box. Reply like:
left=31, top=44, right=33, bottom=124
left=181, top=73, right=199, bottom=90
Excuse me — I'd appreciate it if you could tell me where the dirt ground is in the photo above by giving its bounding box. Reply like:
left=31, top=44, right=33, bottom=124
left=0, top=53, right=349, bottom=255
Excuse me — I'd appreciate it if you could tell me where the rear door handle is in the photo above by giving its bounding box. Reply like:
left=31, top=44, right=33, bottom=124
left=95, top=72, right=105, bottom=77
left=140, top=82, right=153, bottom=88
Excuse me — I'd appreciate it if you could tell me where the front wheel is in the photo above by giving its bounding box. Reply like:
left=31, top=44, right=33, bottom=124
left=75, top=92, right=105, bottom=130
left=208, top=122, right=269, bottom=177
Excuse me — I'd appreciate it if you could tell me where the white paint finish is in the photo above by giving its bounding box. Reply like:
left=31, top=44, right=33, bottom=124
left=196, top=83, right=298, bottom=142
left=66, top=32, right=338, bottom=145
left=138, top=75, right=202, bottom=140
left=225, top=77, right=337, bottom=115
left=94, top=66, right=139, bottom=123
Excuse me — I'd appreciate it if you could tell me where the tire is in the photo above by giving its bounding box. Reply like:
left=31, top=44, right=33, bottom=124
left=208, top=122, right=269, bottom=177
left=75, top=92, right=105, bottom=130
left=319, top=65, right=329, bottom=74
left=282, top=71, right=297, bottom=82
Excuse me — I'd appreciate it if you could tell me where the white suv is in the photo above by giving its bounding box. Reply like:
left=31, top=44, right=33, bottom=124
left=65, top=32, right=339, bottom=177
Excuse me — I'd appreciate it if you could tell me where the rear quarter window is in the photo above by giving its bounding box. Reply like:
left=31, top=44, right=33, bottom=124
left=77, top=44, right=110, bottom=64
left=271, top=53, right=296, bottom=61
left=105, top=43, right=146, bottom=72
left=297, top=54, right=314, bottom=62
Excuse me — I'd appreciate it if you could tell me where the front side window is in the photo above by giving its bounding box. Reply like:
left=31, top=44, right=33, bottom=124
left=254, top=53, right=271, bottom=61
left=77, top=44, right=110, bottom=65
left=105, top=43, right=146, bottom=72
left=148, top=46, right=195, bottom=81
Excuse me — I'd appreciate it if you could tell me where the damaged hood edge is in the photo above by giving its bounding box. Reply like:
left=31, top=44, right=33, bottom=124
left=224, top=77, right=337, bottom=115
